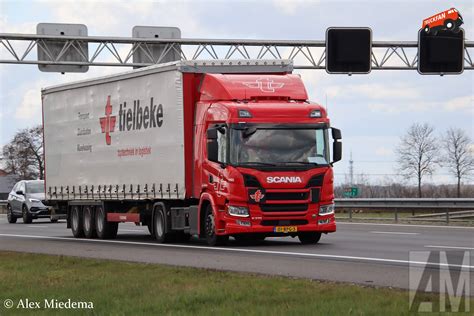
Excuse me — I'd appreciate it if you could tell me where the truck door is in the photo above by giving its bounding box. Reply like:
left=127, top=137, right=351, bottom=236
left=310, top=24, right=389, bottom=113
left=204, top=124, right=227, bottom=201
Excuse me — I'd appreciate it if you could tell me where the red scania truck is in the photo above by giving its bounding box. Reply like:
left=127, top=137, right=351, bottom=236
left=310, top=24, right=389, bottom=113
left=42, top=60, right=342, bottom=246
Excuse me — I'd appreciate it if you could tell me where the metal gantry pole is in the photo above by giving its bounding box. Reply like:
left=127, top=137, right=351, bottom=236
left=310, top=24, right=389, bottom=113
left=1, top=33, right=473, bottom=70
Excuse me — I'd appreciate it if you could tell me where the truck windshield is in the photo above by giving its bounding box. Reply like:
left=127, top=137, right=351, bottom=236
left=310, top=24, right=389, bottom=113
left=230, top=127, right=329, bottom=166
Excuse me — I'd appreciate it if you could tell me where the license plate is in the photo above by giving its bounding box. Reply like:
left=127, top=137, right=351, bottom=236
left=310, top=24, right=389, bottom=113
left=274, top=226, right=298, bottom=233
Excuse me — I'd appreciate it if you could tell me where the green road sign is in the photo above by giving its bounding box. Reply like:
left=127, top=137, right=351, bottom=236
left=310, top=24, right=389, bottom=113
left=343, top=187, right=359, bottom=198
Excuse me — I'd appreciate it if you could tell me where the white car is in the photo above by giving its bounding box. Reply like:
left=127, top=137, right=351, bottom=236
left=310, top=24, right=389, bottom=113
left=6, top=180, right=61, bottom=224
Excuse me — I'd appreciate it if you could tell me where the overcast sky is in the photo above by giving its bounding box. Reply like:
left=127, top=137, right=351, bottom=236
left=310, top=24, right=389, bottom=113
left=0, top=0, right=473, bottom=185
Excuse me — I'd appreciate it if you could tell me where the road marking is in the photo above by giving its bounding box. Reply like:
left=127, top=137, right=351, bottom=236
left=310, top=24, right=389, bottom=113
left=0, top=233, right=472, bottom=269
left=425, top=245, right=474, bottom=250
left=370, top=231, right=419, bottom=235
left=27, top=225, right=48, bottom=228
left=339, top=222, right=474, bottom=229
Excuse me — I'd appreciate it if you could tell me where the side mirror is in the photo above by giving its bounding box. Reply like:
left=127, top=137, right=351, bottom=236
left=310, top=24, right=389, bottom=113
left=331, top=127, right=342, bottom=140
left=16, top=190, right=24, bottom=195
left=332, top=141, right=342, bottom=164
left=207, top=128, right=219, bottom=163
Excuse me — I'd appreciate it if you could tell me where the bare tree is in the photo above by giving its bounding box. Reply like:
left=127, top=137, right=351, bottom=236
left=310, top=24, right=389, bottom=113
left=2, top=125, right=44, bottom=180
left=396, top=123, right=440, bottom=198
left=444, top=128, right=474, bottom=197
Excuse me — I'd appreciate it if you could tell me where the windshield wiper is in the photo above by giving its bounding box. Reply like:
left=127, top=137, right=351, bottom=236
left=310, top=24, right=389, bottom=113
left=238, top=162, right=277, bottom=166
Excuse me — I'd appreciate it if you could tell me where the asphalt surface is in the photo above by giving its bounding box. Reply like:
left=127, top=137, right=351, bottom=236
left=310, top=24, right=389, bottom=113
left=0, top=215, right=473, bottom=292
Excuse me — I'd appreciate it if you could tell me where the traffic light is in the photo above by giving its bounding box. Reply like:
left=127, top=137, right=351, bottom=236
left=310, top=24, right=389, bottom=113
left=418, top=29, right=464, bottom=74
left=326, top=27, right=372, bottom=74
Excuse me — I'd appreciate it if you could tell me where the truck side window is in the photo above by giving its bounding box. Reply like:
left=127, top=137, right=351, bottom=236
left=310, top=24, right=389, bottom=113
left=217, top=127, right=227, bottom=164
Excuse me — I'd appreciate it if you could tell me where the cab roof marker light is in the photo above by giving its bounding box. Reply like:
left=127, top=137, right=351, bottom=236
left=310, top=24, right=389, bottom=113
left=238, top=109, right=252, bottom=118
left=310, top=110, right=322, bottom=118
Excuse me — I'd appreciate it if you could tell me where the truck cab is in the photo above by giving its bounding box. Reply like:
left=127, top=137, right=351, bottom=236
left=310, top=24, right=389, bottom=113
left=193, top=73, right=341, bottom=245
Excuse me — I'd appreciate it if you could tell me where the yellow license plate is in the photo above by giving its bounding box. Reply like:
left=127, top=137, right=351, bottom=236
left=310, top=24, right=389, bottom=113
left=274, top=226, right=298, bottom=233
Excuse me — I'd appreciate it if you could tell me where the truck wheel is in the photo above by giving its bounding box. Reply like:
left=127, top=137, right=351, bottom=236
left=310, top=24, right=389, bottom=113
left=22, top=205, right=32, bottom=224
left=83, top=206, right=97, bottom=238
left=71, top=206, right=84, bottom=238
left=298, top=232, right=322, bottom=245
left=205, top=205, right=228, bottom=246
left=7, top=205, right=17, bottom=223
left=95, top=206, right=118, bottom=239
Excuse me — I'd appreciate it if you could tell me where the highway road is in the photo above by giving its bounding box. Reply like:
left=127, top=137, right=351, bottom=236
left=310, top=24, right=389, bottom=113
left=0, top=215, right=472, bottom=292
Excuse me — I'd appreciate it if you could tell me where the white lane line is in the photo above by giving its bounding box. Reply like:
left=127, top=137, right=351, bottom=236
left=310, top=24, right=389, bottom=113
left=339, top=222, right=474, bottom=229
left=0, top=233, right=472, bottom=269
left=425, top=245, right=474, bottom=250
left=27, top=225, right=48, bottom=228
left=370, top=231, right=419, bottom=235
left=120, top=229, right=146, bottom=232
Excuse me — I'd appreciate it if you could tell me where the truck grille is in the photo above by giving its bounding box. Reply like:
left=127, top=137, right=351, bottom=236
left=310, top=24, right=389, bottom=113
left=265, top=192, right=308, bottom=201
left=260, top=204, right=308, bottom=212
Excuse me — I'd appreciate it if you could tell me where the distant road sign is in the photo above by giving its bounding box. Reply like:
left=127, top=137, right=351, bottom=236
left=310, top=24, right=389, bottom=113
left=343, top=187, right=359, bottom=198
left=132, top=26, right=181, bottom=68
left=37, top=23, right=89, bottom=73
left=418, top=29, right=464, bottom=74
left=326, top=27, right=372, bottom=74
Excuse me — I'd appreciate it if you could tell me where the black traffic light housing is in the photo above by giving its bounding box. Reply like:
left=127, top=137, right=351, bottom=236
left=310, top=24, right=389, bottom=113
left=326, top=27, right=372, bottom=74
left=418, top=29, right=464, bottom=75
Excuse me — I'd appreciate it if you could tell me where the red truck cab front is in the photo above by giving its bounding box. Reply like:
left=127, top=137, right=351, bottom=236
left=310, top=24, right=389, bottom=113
left=191, top=73, right=341, bottom=244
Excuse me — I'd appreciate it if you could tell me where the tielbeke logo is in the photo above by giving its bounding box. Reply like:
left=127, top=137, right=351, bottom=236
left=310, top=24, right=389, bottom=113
left=99, top=96, right=116, bottom=145
left=99, top=96, right=164, bottom=145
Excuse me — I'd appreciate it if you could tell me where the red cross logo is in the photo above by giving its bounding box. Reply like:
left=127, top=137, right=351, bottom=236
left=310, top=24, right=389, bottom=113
left=242, top=78, right=285, bottom=92
left=250, top=190, right=265, bottom=203
left=99, top=96, right=116, bottom=145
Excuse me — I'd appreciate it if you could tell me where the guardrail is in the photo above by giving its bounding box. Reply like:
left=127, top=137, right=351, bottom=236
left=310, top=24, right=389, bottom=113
left=0, top=200, right=7, bottom=214
left=334, top=198, right=474, bottom=224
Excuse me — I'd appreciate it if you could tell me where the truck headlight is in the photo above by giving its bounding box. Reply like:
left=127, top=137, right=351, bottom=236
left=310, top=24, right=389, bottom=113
left=29, top=198, right=41, bottom=203
left=228, top=205, right=249, bottom=217
left=319, top=204, right=335, bottom=215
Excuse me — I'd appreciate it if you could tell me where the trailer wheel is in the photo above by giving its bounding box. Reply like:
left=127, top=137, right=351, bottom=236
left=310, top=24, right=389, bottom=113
left=205, top=205, right=228, bottom=246
left=153, top=207, right=173, bottom=243
left=298, top=232, right=322, bottom=245
left=7, top=204, right=17, bottom=224
left=71, top=206, right=84, bottom=238
left=95, top=206, right=118, bottom=239
left=83, top=206, right=97, bottom=238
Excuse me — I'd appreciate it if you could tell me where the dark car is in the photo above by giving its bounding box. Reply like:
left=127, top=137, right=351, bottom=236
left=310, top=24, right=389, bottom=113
left=6, top=180, right=64, bottom=224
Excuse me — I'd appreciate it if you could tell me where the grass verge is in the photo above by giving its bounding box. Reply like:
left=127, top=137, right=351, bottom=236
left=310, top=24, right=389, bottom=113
left=0, top=251, right=472, bottom=315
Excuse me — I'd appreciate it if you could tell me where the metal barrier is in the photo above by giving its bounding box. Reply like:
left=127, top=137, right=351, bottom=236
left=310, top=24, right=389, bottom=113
left=0, top=200, right=7, bottom=214
left=334, top=198, right=474, bottom=224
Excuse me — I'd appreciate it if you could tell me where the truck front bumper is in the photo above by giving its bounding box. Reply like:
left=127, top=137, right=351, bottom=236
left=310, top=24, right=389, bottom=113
left=219, top=213, right=336, bottom=236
